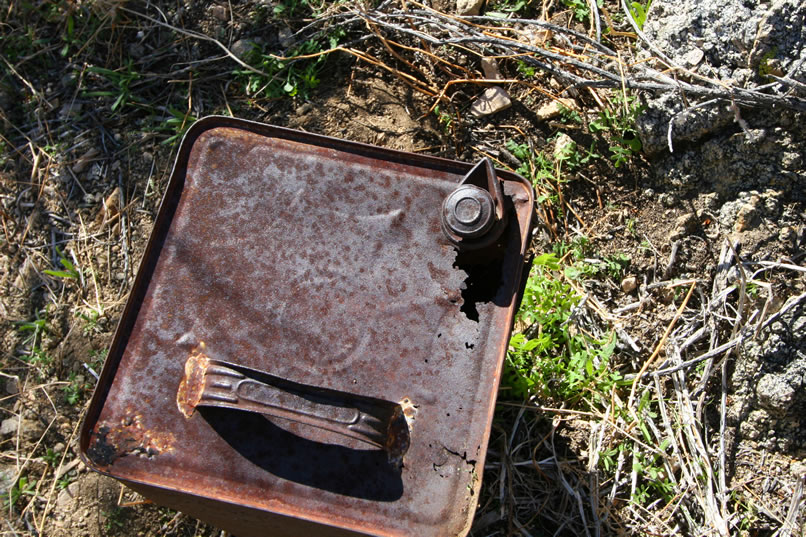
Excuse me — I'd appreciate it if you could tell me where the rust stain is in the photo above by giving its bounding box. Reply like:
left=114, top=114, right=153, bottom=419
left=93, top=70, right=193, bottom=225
left=176, top=343, right=210, bottom=419
left=384, top=406, right=409, bottom=470
left=88, top=410, right=175, bottom=466
left=386, top=397, right=418, bottom=468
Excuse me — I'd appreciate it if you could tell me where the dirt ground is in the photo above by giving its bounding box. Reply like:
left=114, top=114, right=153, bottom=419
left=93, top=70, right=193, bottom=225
left=1, top=1, right=804, bottom=536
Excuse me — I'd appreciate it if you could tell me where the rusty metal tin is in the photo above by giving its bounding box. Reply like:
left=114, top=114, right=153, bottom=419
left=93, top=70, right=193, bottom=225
left=80, top=116, right=534, bottom=537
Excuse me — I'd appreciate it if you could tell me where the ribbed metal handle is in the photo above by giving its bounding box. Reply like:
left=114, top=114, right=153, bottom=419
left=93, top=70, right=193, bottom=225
left=177, top=345, right=411, bottom=467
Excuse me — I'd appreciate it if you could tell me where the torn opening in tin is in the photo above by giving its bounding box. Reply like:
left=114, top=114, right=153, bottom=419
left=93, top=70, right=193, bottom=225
left=177, top=343, right=411, bottom=468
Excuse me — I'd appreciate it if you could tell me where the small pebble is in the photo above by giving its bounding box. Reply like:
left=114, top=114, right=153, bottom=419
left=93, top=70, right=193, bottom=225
left=470, top=87, right=511, bottom=117
left=480, top=58, right=503, bottom=80
left=778, top=226, right=795, bottom=243
left=456, top=0, right=484, bottom=15
left=4, top=377, right=19, bottom=396
left=210, top=4, right=228, bottom=20
left=621, top=276, right=638, bottom=293
left=71, top=147, right=100, bottom=174
left=536, top=98, right=576, bottom=121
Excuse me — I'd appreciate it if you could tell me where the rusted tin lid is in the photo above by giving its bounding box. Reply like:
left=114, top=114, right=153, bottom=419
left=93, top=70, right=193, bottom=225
left=80, top=117, right=534, bottom=537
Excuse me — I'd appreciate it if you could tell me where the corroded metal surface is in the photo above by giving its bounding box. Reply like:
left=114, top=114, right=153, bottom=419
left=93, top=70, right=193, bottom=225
left=80, top=117, right=534, bottom=537
left=177, top=343, right=410, bottom=465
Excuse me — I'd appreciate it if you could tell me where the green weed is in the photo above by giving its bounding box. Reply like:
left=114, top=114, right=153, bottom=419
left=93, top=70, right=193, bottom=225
left=558, top=103, right=582, bottom=124
left=503, top=253, right=623, bottom=407
left=487, top=0, right=538, bottom=17
left=590, top=92, right=645, bottom=167
left=84, top=60, right=142, bottom=113
left=554, top=137, right=602, bottom=170
left=103, top=506, right=127, bottom=532
left=63, top=372, right=92, bottom=406
left=433, top=105, right=454, bottom=135
left=16, top=314, right=52, bottom=374
left=272, top=0, right=331, bottom=17
left=505, top=140, right=556, bottom=192
left=57, top=474, right=73, bottom=490
left=89, top=349, right=108, bottom=372
left=758, top=47, right=780, bottom=80
left=158, top=107, right=198, bottom=146
left=44, top=247, right=80, bottom=280
left=560, top=0, right=602, bottom=22
left=565, top=252, right=631, bottom=281
left=628, top=0, right=652, bottom=30
left=236, top=31, right=342, bottom=100
left=76, top=307, right=103, bottom=336
left=2, top=476, right=36, bottom=510
left=43, top=448, right=61, bottom=467
left=516, top=61, right=536, bottom=78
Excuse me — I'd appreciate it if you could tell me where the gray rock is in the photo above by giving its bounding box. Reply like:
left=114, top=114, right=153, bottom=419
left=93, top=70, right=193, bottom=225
left=553, top=133, right=575, bottom=158
left=59, top=101, right=82, bottom=119
left=1, top=417, right=45, bottom=442
left=231, top=39, right=258, bottom=60
left=4, top=377, right=19, bottom=395
left=756, top=373, right=796, bottom=415
left=71, top=147, right=100, bottom=174
left=209, top=4, right=228, bottom=21
left=278, top=27, right=294, bottom=49
left=55, top=480, right=81, bottom=511
left=731, top=300, right=806, bottom=453
left=456, top=0, right=484, bottom=15
left=738, top=409, right=768, bottom=441
left=0, top=466, right=14, bottom=497
left=480, top=58, right=503, bottom=80
left=0, top=417, right=18, bottom=437
left=470, top=87, right=511, bottom=117
left=670, top=212, right=698, bottom=239
left=717, top=189, right=783, bottom=232
left=635, top=0, right=806, bottom=162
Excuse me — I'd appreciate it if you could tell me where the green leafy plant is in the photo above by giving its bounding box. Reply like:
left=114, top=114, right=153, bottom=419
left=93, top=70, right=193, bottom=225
left=558, top=103, right=582, bottom=124
left=505, top=140, right=556, bottom=191
left=104, top=506, right=127, bottom=531
left=84, top=60, right=142, bottom=112
left=516, top=60, right=536, bottom=78
left=76, top=306, right=103, bottom=336
left=433, top=105, right=455, bottom=135
left=604, top=253, right=631, bottom=279
left=589, top=92, right=645, bottom=167
left=63, top=372, right=91, bottom=405
left=57, top=474, right=73, bottom=490
left=487, top=0, right=538, bottom=17
left=566, top=252, right=631, bottom=281
left=503, top=253, right=623, bottom=406
left=158, top=107, right=198, bottom=146
left=89, top=348, right=108, bottom=372
left=44, top=247, right=80, bottom=280
left=758, top=47, right=780, bottom=79
left=236, top=32, right=341, bottom=100
left=16, top=314, right=51, bottom=372
left=554, top=137, right=602, bottom=170
left=43, top=448, right=61, bottom=467
left=628, top=0, right=652, bottom=29
left=2, top=476, right=36, bottom=510
left=560, top=0, right=602, bottom=22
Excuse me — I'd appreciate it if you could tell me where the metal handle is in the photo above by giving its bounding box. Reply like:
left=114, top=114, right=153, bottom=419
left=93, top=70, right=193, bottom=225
left=177, top=344, right=411, bottom=467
